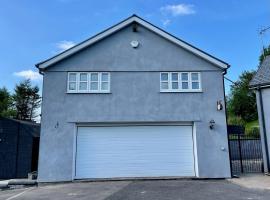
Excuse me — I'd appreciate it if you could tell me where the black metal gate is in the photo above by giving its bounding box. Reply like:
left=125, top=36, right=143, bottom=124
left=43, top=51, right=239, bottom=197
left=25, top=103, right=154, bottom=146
left=228, top=125, right=264, bottom=175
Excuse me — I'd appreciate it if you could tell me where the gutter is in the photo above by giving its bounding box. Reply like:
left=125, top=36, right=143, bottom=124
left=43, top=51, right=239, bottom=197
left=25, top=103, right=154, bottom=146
left=35, top=64, right=44, bottom=75
left=250, top=83, right=270, bottom=90
left=258, top=88, right=270, bottom=173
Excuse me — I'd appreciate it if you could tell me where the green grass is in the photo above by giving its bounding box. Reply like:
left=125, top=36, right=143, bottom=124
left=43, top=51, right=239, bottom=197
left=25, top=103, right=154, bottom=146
left=245, top=120, right=259, bottom=130
left=245, top=120, right=260, bottom=138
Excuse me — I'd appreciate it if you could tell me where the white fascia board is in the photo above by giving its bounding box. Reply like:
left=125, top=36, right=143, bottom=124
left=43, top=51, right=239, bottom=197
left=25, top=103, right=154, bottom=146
left=37, top=16, right=228, bottom=70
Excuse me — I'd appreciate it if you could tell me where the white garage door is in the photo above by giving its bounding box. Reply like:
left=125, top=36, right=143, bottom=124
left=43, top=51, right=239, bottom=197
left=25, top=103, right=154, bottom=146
left=75, top=125, right=195, bottom=179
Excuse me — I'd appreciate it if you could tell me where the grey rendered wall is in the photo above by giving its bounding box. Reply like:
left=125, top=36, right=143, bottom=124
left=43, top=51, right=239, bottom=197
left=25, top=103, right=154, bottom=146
left=256, top=88, right=270, bottom=172
left=38, top=24, right=230, bottom=182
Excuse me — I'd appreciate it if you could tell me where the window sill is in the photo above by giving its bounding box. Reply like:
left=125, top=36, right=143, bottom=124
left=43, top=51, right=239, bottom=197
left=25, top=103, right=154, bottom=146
left=160, top=90, right=202, bottom=93
left=66, top=91, right=111, bottom=94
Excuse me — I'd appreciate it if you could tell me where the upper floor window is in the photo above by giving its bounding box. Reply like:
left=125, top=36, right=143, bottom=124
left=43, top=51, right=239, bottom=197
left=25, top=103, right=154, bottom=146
left=160, top=72, right=201, bottom=92
left=67, top=72, right=110, bottom=93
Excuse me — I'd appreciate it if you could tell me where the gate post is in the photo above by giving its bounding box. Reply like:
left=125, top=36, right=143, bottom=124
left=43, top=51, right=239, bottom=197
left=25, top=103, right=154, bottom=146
left=238, top=134, right=244, bottom=173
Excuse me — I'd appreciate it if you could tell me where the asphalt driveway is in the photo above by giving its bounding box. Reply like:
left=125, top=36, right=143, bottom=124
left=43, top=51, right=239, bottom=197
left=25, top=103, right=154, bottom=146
left=1, top=179, right=270, bottom=200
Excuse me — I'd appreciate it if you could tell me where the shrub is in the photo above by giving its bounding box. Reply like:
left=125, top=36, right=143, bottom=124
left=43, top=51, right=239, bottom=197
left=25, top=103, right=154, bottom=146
left=228, top=116, right=246, bottom=126
left=246, top=127, right=260, bottom=138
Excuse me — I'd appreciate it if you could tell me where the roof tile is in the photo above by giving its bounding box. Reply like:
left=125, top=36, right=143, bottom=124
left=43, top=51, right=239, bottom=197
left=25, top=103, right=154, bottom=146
left=250, top=55, right=270, bottom=87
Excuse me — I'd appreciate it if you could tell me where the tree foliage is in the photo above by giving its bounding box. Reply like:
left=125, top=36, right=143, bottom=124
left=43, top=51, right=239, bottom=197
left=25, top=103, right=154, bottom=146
left=227, top=71, right=257, bottom=122
left=259, top=44, right=270, bottom=65
left=13, top=79, right=41, bottom=121
left=0, top=87, right=16, bottom=118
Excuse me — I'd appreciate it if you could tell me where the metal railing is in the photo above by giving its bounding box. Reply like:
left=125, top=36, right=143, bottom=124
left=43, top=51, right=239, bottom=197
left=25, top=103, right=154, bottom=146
left=229, top=132, right=264, bottom=175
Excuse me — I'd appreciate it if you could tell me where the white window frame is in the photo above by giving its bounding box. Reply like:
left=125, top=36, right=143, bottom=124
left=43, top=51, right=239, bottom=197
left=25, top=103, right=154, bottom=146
left=67, top=72, right=110, bottom=93
left=67, top=72, right=77, bottom=92
left=100, top=72, right=110, bottom=92
left=160, top=72, right=202, bottom=92
left=190, top=72, right=201, bottom=90
left=160, top=72, right=170, bottom=90
left=78, top=73, right=88, bottom=92
left=89, top=72, right=99, bottom=92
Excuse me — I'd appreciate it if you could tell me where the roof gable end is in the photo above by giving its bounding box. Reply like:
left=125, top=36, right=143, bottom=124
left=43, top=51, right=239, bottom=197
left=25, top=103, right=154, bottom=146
left=36, top=14, right=229, bottom=70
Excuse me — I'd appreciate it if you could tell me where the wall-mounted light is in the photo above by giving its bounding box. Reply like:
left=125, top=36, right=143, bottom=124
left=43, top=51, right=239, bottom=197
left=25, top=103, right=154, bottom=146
left=209, top=119, right=215, bottom=129
left=217, top=100, right=223, bottom=111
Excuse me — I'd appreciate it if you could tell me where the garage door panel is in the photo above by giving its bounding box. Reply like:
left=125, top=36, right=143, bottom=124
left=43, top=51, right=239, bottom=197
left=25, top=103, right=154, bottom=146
left=76, top=125, right=195, bottom=179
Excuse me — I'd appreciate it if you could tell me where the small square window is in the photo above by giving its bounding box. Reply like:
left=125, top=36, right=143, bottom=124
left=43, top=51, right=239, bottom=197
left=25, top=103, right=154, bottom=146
left=69, top=73, right=76, bottom=82
left=172, top=82, right=179, bottom=89
left=90, top=82, right=98, bottom=90
left=101, top=73, right=109, bottom=82
left=182, top=82, right=189, bottom=89
left=69, top=82, right=76, bottom=90
left=161, top=73, right=169, bottom=81
left=172, top=73, right=178, bottom=81
left=91, top=73, right=98, bottom=81
left=101, top=82, right=109, bottom=90
left=80, top=73, right=87, bottom=81
left=192, top=82, right=199, bottom=89
left=181, top=73, right=188, bottom=81
left=79, top=82, right=87, bottom=90
left=161, top=82, right=169, bottom=89
left=191, top=73, right=199, bottom=81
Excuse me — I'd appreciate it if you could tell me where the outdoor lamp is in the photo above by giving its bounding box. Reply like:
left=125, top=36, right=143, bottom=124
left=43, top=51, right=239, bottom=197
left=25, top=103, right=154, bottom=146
left=217, top=100, right=223, bottom=111
left=209, top=120, right=215, bottom=129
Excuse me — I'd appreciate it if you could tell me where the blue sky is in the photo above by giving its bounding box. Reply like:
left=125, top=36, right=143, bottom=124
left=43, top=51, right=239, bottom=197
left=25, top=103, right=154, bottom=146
left=0, top=0, right=270, bottom=94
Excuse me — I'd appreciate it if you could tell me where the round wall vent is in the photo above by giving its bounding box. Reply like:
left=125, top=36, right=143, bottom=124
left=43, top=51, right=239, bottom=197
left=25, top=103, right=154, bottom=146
left=130, top=40, right=139, bottom=48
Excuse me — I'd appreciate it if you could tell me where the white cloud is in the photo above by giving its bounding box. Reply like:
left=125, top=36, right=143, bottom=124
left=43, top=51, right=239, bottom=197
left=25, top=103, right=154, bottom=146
left=161, top=4, right=196, bottom=16
left=162, top=19, right=171, bottom=26
left=13, top=70, right=42, bottom=81
left=56, top=40, right=76, bottom=52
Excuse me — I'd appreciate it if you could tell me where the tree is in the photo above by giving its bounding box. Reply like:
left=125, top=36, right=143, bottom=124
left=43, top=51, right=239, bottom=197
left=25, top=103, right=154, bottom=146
left=259, top=44, right=270, bottom=65
left=13, top=79, right=41, bottom=121
left=227, top=71, right=257, bottom=122
left=0, top=87, right=16, bottom=118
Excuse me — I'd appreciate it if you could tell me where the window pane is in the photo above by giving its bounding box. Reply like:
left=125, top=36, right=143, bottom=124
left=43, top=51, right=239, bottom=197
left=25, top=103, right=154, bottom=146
left=91, top=73, right=98, bottom=81
left=69, top=73, right=76, bottom=82
left=101, top=82, right=108, bottom=90
left=161, top=73, right=168, bottom=81
left=101, top=73, right=109, bottom=81
left=90, top=82, right=98, bottom=90
left=182, top=82, right=189, bottom=89
left=172, top=82, right=179, bottom=89
left=79, top=82, right=87, bottom=90
left=191, top=73, right=199, bottom=81
left=172, top=73, right=178, bottom=81
left=161, top=82, right=169, bottom=89
left=192, top=82, right=199, bottom=89
left=69, top=82, right=76, bottom=90
left=80, top=73, right=87, bottom=81
left=181, top=73, right=188, bottom=81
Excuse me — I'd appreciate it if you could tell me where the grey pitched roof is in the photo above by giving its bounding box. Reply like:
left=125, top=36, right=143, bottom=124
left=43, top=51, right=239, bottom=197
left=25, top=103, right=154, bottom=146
left=250, top=55, right=270, bottom=88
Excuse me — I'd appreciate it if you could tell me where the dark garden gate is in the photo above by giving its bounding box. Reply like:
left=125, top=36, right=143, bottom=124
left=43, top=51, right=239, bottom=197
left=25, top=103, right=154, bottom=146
left=228, top=125, right=264, bottom=176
